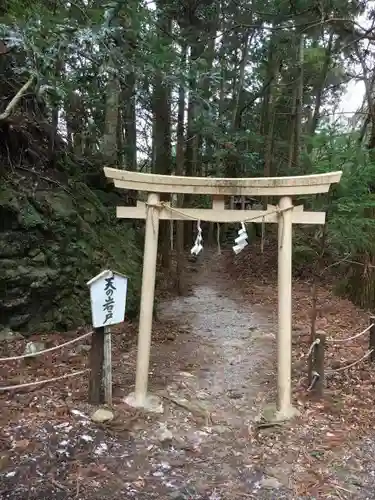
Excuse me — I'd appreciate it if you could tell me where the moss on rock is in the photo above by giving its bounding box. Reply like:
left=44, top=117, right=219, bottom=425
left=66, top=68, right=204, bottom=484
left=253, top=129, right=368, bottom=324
left=0, top=173, right=142, bottom=333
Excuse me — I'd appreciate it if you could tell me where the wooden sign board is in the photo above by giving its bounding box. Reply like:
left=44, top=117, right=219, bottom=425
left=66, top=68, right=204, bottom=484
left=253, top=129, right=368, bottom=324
left=87, top=270, right=128, bottom=328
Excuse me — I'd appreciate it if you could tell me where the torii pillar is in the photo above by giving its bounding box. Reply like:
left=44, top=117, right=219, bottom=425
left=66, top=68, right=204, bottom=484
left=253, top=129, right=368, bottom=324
left=277, top=195, right=294, bottom=417
left=104, top=168, right=342, bottom=420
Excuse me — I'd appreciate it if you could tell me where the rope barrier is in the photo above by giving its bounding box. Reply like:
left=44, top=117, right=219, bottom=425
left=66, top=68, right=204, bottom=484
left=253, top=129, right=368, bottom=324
left=326, top=349, right=374, bottom=374
left=147, top=202, right=294, bottom=253
left=0, top=368, right=90, bottom=391
left=145, top=200, right=293, bottom=254
left=0, top=331, right=93, bottom=362
left=307, top=371, right=320, bottom=391
left=326, top=324, right=374, bottom=344
left=306, top=338, right=320, bottom=357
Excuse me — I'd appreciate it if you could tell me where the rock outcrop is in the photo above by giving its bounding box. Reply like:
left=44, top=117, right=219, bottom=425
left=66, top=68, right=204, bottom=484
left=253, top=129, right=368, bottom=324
left=0, top=124, right=141, bottom=333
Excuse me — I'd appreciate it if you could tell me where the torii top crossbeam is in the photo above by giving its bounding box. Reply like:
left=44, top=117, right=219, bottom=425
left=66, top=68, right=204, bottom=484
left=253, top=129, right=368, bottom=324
left=104, top=167, right=342, bottom=196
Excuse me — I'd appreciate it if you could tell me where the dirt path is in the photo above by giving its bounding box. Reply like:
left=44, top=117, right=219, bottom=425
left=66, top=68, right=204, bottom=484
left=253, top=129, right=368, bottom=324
left=156, top=255, right=276, bottom=429
left=110, top=253, right=375, bottom=500
left=113, top=254, right=288, bottom=498
left=1, top=253, right=296, bottom=500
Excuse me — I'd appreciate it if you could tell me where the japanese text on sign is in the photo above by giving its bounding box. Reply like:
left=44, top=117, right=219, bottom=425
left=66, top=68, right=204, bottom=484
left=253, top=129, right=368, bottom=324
left=87, top=270, right=128, bottom=328
left=103, top=276, right=116, bottom=324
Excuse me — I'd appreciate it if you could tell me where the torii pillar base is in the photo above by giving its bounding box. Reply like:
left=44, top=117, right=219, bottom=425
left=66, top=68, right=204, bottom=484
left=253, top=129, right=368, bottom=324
left=260, top=402, right=300, bottom=424
left=274, top=405, right=300, bottom=421
left=124, top=392, right=164, bottom=414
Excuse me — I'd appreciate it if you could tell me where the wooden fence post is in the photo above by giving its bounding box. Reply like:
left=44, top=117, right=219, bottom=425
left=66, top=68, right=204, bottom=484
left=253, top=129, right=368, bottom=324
left=313, top=331, right=326, bottom=398
left=103, top=326, right=112, bottom=406
left=88, top=327, right=105, bottom=404
left=308, top=283, right=318, bottom=386
left=369, top=316, right=375, bottom=363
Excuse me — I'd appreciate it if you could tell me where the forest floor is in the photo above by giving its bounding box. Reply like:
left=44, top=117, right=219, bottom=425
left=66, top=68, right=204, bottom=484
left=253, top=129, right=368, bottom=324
left=1, top=246, right=375, bottom=499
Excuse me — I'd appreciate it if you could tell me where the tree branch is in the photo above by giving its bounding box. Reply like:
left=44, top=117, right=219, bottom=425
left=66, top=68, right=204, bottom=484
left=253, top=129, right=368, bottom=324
left=0, top=75, right=35, bottom=121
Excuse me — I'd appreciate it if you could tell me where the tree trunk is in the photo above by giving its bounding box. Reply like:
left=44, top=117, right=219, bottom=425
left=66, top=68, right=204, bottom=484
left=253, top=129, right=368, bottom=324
left=307, top=32, right=334, bottom=150
left=292, top=35, right=304, bottom=170
left=116, top=104, right=124, bottom=167
left=175, top=43, right=187, bottom=294
left=184, top=43, right=200, bottom=245
left=103, top=75, right=120, bottom=164
left=123, top=71, right=137, bottom=171
left=66, top=92, right=85, bottom=155
left=287, top=35, right=304, bottom=171
left=261, top=37, right=281, bottom=208
left=232, top=31, right=252, bottom=132
left=153, top=5, right=172, bottom=268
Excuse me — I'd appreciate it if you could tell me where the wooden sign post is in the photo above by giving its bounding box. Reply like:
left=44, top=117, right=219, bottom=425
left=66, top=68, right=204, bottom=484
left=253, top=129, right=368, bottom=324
left=87, top=270, right=128, bottom=405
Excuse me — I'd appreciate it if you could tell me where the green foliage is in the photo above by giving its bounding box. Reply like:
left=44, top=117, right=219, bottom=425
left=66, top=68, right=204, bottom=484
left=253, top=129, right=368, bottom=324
left=312, top=133, right=375, bottom=254
left=1, top=0, right=375, bottom=318
left=294, top=129, right=375, bottom=308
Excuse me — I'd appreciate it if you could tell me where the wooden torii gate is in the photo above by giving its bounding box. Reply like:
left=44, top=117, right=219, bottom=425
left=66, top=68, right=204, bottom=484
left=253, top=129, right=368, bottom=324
left=104, top=167, right=342, bottom=420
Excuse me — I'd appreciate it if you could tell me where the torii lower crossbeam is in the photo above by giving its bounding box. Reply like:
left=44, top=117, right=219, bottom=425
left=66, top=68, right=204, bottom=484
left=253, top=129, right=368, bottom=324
left=117, top=201, right=326, bottom=224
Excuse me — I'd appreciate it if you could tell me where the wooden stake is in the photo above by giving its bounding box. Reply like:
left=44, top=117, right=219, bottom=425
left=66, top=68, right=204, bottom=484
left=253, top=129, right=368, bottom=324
left=103, top=326, right=112, bottom=405
left=313, top=331, right=325, bottom=398
left=369, top=316, right=375, bottom=363
left=308, top=282, right=318, bottom=385
left=88, top=327, right=105, bottom=404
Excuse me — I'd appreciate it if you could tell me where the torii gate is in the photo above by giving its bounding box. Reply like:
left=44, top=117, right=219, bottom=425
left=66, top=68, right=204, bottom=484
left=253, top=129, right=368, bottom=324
left=104, top=167, right=342, bottom=420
